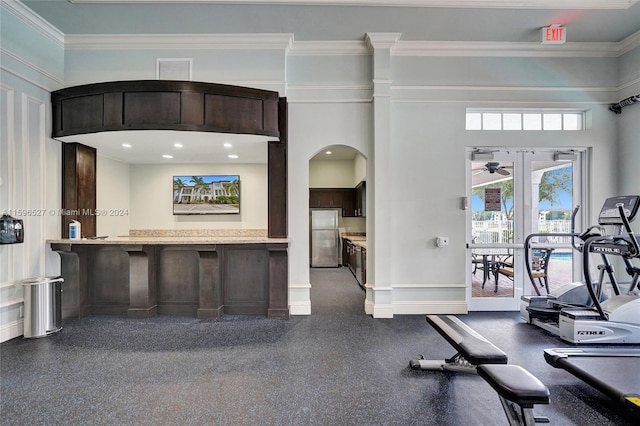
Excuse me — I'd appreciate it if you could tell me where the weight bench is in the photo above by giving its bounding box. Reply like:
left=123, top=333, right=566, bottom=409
left=409, top=314, right=508, bottom=372
left=410, top=315, right=550, bottom=425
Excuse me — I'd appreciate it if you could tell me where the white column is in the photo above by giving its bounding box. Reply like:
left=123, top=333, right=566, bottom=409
left=365, top=33, right=400, bottom=318
left=531, top=170, right=544, bottom=235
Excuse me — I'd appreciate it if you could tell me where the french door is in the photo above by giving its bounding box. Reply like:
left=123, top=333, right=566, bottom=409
left=466, top=148, right=585, bottom=311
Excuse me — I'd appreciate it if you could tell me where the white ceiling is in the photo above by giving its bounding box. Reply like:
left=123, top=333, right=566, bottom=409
left=310, top=145, right=359, bottom=161
left=57, top=131, right=270, bottom=164
left=23, top=1, right=640, bottom=43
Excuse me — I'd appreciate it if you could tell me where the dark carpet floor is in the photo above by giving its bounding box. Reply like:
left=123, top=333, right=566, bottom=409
left=1, top=266, right=638, bottom=425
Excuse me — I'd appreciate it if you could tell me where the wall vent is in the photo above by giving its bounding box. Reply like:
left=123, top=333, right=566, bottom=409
left=157, top=58, right=192, bottom=81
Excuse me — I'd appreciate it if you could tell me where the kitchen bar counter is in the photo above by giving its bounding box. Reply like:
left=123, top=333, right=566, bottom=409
left=49, top=236, right=289, bottom=320
left=48, top=236, right=289, bottom=245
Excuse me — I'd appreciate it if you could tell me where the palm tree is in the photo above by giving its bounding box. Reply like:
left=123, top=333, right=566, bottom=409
left=223, top=178, right=240, bottom=196
left=173, top=177, right=187, bottom=203
left=190, top=176, right=209, bottom=202
left=473, top=169, right=571, bottom=221
left=173, top=177, right=186, bottom=188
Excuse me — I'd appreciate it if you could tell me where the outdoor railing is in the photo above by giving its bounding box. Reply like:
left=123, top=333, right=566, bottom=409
left=473, top=219, right=572, bottom=244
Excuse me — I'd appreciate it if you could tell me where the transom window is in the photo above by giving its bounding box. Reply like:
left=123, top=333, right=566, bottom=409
left=466, top=110, right=585, bottom=131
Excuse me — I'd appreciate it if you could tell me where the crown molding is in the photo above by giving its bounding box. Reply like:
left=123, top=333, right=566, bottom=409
left=289, top=41, right=369, bottom=56
left=67, top=0, right=640, bottom=10
left=63, top=33, right=294, bottom=50
left=393, top=41, right=623, bottom=58
left=61, top=31, right=639, bottom=57
left=618, top=29, right=640, bottom=55
left=1, top=0, right=65, bottom=48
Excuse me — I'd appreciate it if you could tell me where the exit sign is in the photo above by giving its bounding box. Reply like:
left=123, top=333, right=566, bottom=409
left=541, top=25, right=566, bottom=44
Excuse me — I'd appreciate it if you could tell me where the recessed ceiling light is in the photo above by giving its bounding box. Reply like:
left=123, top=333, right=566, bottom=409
left=122, top=143, right=132, bottom=148
left=228, top=154, right=238, bottom=159
left=326, top=151, right=332, bottom=155
left=174, top=143, right=183, bottom=148
left=162, top=154, right=173, bottom=159
left=224, top=143, right=233, bottom=148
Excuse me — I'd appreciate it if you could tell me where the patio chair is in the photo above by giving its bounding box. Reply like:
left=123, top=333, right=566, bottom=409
left=490, top=253, right=513, bottom=292
left=472, top=253, right=484, bottom=276
left=494, top=249, right=553, bottom=294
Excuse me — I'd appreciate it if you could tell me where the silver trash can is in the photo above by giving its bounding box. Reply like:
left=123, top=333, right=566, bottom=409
left=22, top=276, right=64, bottom=338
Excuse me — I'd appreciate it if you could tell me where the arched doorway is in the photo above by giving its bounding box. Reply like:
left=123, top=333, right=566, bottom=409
left=308, top=145, right=367, bottom=312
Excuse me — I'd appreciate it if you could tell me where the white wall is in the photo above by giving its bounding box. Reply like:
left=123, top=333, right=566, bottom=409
left=618, top=45, right=640, bottom=197
left=64, top=43, right=287, bottom=94
left=0, top=1, right=64, bottom=341
left=288, top=102, right=372, bottom=314
left=96, top=155, right=130, bottom=237
left=354, top=154, right=367, bottom=186
left=309, top=159, right=355, bottom=188
left=129, top=163, right=267, bottom=230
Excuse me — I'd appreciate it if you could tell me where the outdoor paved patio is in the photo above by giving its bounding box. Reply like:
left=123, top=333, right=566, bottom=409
left=472, top=255, right=574, bottom=298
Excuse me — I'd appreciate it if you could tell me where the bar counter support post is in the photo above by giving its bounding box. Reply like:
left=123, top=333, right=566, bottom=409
left=197, top=248, right=223, bottom=318
left=50, top=244, right=90, bottom=319
left=268, top=243, right=289, bottom=319
left=124, top=246, right=157, bottom=319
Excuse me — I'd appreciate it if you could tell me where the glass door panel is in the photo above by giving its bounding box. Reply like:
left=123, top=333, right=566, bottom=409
left=471, top=159, right=515, bottom=298
left=527, top=158, right=578, bottom=295
left=467, top=149, right=584, bottom=311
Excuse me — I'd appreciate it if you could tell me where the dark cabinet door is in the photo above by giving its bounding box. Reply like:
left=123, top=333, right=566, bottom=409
left=339, top=189, right=356, bottom=217
left=355, top=181, right=366, bottom=217
left=362, top=248, right=366, bottom=285
left=309, top=189, right=333, bottom=208
left=341, top=238, right=349, bottom=266
left=347, top=241, right=356, bottom=274
left=309, top=188, right=356, bottom=216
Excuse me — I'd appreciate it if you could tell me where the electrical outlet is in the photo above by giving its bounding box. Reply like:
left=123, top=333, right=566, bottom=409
left=436, top=236, right=449, bottom=247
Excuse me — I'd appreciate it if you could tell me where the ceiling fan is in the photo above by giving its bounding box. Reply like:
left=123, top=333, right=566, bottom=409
left=473, top=161, right=512, bottom=176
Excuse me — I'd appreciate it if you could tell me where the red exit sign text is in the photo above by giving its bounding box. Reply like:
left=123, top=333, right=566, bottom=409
left=541, top=25, right=566, bottom=44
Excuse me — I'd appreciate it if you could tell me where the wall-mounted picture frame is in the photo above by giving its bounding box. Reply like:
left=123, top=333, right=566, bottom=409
left=173, top=175, right=240, bottom=215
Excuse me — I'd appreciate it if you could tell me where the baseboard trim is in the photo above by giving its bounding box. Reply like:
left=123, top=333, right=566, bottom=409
left=289, top=302, right=311, bottom=315
left=0, top=319, right=23, bottom=343
left=393, top=301, right=468, bottom=315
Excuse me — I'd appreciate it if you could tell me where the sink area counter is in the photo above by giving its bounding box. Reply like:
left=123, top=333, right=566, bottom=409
left=49, top=232, right=289, bottom=321
left=342, top=234, right=366, bottom=249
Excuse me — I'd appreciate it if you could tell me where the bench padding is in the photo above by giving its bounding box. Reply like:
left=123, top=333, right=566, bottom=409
left=426, top=315, right=508, bottom=365
left=477, top=364, right=550, bottom=407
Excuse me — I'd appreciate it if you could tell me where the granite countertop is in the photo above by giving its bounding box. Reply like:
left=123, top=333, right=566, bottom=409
left=47, top=229, right=289, bottom=245
left=47, top=236, right=289, bottom=245
left=342, top=234, right=366, bottom=249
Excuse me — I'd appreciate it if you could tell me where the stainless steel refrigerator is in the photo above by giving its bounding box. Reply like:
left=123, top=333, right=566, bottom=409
left=310, top=209, right=340, bottom=267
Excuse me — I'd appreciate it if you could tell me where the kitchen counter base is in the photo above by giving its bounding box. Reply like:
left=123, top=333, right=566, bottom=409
left=50, top=239, right=289, bottom=320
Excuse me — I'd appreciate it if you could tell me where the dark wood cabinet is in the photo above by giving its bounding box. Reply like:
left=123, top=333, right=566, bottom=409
left=355, top=181, right=366, bottom=217
left=362, top=247, right=366, bottom=285
left=342, top=237, right=349, bottom=267
left=309, top=188, right=356, bottom=216
left=342, top=237, right=366, bottom=288
left=51, top=241, right=289, bottom=319
left=309, top=189, right=333, bottom=208
left=62, top=143, right=96, bottom=238
left=340, top=189, right=356, bottom=217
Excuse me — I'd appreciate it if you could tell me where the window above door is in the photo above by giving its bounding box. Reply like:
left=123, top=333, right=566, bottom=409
left=466, top=109, right=586, bottom=131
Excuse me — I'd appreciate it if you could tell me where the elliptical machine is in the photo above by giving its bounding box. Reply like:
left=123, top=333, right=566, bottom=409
left=559, top=199, right=640, bottom=343
left=520, top=204, right=608, bottom=325
left=520, top=195, right=640, bottom=343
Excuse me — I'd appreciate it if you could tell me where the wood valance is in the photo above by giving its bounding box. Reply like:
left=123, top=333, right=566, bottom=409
left=51, top=80, right=280, bottom=138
